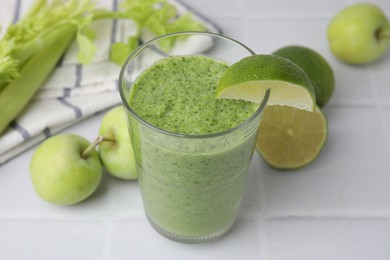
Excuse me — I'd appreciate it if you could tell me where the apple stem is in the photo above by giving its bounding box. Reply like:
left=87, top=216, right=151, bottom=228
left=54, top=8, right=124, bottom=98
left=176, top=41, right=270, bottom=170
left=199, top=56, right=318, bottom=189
left=81, top=136, right=115, bottom=159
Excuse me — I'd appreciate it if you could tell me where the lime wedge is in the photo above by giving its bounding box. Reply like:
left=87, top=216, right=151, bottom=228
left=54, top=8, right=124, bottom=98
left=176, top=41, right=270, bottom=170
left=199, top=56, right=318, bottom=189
left=256, top=105, right=327, bottom=169
left=216, top=54, right=316, bottom=111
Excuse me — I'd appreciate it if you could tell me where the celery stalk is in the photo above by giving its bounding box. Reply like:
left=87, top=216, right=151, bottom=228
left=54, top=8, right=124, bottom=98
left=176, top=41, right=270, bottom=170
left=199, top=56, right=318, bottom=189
left=0, top=24, right=77, bottom=134
left=0, top=0, right=207, bottom=135
left=0, top=0, right=96, bottom=135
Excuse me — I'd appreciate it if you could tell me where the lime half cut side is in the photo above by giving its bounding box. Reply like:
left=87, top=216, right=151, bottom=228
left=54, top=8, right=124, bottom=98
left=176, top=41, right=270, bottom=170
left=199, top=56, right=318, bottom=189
left=256, top=105, right=327, bottom=169
left=216, top=54, right=316, bottom=111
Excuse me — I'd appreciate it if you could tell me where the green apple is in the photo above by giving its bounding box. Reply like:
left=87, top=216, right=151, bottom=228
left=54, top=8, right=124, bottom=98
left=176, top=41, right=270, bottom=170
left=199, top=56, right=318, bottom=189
left=30, top=134, right=102, bottom=205
left=98, top=106, right=137, bottom=180
left=327, top=3, right=390, bottom=64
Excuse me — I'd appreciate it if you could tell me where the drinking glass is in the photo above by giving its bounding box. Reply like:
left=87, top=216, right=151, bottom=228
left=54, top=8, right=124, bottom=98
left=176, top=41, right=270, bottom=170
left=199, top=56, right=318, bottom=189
left=119, top=32, right=269, bottom=243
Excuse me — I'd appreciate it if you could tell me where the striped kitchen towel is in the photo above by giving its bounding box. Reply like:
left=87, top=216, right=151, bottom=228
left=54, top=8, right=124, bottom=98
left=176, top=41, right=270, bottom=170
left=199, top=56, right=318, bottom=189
left=0, top=0, right=222, bottom=165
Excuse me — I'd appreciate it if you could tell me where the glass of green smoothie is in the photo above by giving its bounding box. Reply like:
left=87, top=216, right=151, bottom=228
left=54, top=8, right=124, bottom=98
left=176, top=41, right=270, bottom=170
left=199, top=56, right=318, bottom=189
left=119, top=32, right=269, bottom=243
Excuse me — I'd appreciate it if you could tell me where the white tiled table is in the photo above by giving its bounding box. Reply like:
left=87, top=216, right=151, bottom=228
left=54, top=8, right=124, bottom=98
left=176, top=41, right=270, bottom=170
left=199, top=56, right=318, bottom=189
left=1, top=0, right=390, bottom=259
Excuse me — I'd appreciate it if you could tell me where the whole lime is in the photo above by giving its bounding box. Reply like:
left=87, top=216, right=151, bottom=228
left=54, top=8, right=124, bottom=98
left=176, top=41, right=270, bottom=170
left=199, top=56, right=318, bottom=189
left=273, top=46, right=335, bottom=107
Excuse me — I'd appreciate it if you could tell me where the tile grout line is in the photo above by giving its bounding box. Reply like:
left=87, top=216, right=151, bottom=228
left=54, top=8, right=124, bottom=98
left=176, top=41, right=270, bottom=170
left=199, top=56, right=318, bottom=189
left=367, top=66, right=390, bottom=162
left=246, top=13, right=333, bottom=19
left=0, top=211, right=146, bottom=221
left=196, top=13, right=333, bottom=19
left=240, top=210, right=390, bottom=220
left=265, top=214, right=390, bottom=221
left=3, top=211, right=390, bottom=222
left=325, top=102, right=377, bottom=107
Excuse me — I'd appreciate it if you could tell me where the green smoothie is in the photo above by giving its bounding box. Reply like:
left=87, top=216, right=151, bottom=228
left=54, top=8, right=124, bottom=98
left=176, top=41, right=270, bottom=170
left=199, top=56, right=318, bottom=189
left=128, top=56, right=260, bottom=241
left=129, top=56, right=256, bottom=134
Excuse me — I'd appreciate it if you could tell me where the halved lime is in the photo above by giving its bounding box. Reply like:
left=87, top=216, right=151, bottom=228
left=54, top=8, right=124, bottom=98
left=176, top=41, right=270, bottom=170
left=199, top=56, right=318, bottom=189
left=256, top=105, right=327, bottom=169
left=216, top=54, right=316, bottom=111
left=273, top=45, right=335, bottom=107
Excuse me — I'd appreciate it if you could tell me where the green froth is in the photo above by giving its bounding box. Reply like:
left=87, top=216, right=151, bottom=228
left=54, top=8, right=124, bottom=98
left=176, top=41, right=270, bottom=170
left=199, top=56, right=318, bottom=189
left=129, top=56, right=257, bottom=134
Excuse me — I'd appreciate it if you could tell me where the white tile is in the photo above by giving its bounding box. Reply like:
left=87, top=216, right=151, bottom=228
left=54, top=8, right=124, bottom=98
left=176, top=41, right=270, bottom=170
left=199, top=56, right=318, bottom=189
left=214, top=17, right=247, bottom=43
left=239, top=160, right=263, bottom=216
left=245, top=0, right=348, bottom=15
left=257, top=106, right=390, bottom=215
left=382, top=105, right=390, bottom=123
left=105, top=176, right=144, bottom=214
left=0, top=220, right=105, bottom=260
left=109, top=217, right=262, bottom=259
left=327, top=62, right=373, bottom=106
left=369, top=53, right=390, bottom=104
left=178, top=0, right=241, bottom=17
left=266, top=218, right=390, bottom=260
left=245, top=17, right=330, bottom=54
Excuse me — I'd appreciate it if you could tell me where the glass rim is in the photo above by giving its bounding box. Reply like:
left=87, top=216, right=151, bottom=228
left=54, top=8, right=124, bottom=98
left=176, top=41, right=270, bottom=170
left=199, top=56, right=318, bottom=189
left=119, top=31, right=269, bottom=139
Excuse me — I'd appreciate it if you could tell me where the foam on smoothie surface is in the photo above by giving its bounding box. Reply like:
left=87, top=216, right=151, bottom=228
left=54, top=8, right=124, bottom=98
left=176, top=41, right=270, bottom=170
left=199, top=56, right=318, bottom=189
left=129, top=56, right=257, bottom=135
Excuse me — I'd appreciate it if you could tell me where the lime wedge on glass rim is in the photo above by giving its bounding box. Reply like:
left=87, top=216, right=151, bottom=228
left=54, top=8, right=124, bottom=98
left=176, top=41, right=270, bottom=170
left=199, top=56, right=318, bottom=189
left=216, top=54, right=316, bottom=111
left=216, top=54, right=327, bottom=169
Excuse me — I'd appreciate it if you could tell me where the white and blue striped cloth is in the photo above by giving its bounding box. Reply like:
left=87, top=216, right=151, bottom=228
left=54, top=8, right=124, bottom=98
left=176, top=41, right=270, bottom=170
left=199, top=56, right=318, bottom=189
left=0, top=0, right=222, bottom=165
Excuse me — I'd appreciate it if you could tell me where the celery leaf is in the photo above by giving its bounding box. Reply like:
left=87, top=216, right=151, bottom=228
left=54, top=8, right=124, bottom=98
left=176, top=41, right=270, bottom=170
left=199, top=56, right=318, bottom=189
left=110, top=36, right=139, bottom=65
left=76, top=31, right=97, bottom=64
left=109, top=0, right=207, bottom=64
left=2, top=0, right=97, bottom=65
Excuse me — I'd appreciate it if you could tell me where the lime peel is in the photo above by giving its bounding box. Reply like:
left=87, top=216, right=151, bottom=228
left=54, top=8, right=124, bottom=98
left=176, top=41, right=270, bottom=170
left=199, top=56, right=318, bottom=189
left=216, top=54, right=316, bottom=112
left=273, top=45, right=335, bottom=107
left=217, top=80, right=315, bottom=111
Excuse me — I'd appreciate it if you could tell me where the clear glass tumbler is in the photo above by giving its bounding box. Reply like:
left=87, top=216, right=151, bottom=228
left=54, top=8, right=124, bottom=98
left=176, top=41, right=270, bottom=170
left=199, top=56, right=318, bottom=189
left=119, top=32, right=269, bottom=243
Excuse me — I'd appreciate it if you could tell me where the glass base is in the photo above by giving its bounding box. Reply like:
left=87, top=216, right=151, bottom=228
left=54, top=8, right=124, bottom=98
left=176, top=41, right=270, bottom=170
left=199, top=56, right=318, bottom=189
left=146, top=214, right=235, bottom=244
